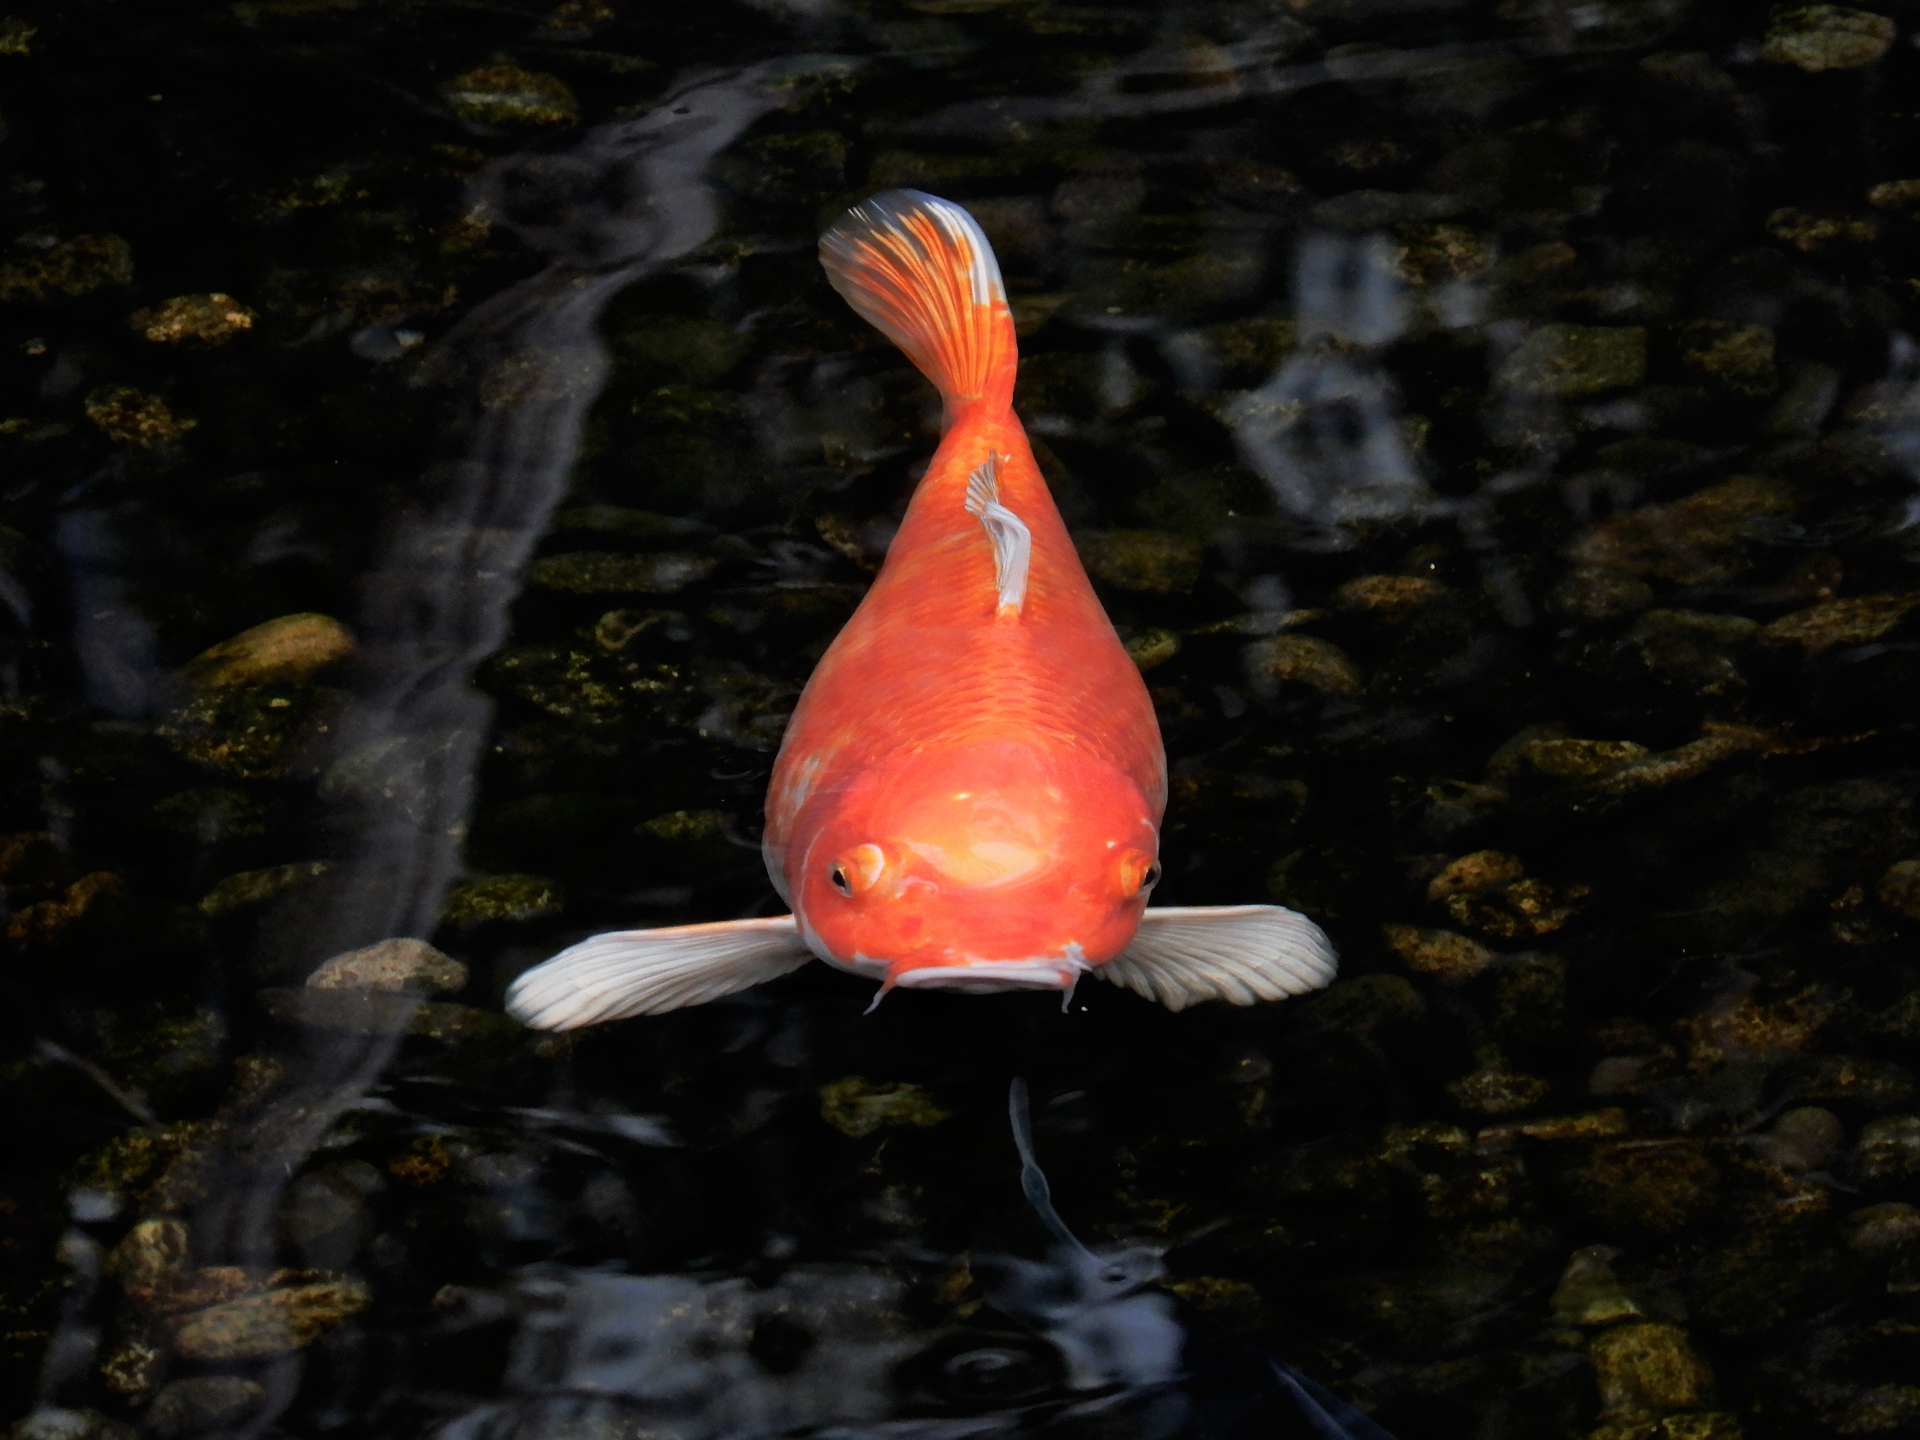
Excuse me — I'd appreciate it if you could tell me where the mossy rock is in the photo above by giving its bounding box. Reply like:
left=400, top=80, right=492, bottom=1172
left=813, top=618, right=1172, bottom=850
left=1763, top=5, right=1894, bottom=71
left=199, top=861, right=331, bottom=917
left=158, top=685, right=337, bottom=781
left=1248, top=635, right=1363, bottom=695
left=818, top=1077, right=951, bottom=1138
left=1679, top=321, right=1777, bottom=397
left=1382, top=923, right=1494, bottom=981
left=0, top=233, right=132, bottom=303
left=130, top=293, right=256, bottom=347
left=84, top=386, right=196, bottom=447
left=443, top=64, right=578, bottom=126
left=1498, top=324, right=1646, bottom=396
left=442, top=875, right=563, bottom=928
left=1587, top=1322, right=1712, bottom=1412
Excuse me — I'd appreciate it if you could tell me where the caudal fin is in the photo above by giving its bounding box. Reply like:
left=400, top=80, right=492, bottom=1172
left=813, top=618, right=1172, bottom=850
left=820, top=190, right=1016, bottom=412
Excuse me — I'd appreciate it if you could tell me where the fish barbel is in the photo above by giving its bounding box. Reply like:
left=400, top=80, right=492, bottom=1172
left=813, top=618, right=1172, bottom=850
left=507, top=190, right=1337, bottom=1026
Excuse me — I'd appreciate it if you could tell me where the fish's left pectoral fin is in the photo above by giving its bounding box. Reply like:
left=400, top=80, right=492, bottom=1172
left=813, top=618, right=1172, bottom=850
left=505, top=916, right=814, bottom=1030
left=1097, top=905, right=1337, bottom=1012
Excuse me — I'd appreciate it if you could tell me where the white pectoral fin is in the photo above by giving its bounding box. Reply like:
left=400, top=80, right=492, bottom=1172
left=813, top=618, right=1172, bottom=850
left=1096, top=905, right=1338, bottom=1012
left=504, top=916, right=815, bottom=1030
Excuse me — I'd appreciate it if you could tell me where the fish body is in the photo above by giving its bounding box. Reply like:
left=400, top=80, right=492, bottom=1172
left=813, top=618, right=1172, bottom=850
left=506, top=191, right=1337, bottom=1027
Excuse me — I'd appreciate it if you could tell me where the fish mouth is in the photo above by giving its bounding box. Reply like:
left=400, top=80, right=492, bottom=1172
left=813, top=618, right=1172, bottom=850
left=890, top=959, right=1084, bottom=993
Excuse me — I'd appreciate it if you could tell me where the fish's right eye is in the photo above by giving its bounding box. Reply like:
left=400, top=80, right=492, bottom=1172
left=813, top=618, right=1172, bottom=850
left=829, top=864, right=853, bottom=897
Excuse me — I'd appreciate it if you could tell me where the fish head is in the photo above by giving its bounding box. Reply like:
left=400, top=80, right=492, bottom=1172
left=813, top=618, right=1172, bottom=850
left=792, top=740, right=1161, bottom=992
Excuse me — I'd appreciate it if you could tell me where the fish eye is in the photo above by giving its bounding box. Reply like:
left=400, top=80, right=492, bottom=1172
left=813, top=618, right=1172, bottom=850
left=1116, top=848, right=1160, bottom=897
left=829, top=864, right=853, bottom=897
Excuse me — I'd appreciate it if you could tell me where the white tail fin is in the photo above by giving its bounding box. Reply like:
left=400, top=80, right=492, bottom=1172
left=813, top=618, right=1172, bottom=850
left=820, top=190, right=1017, bottom=411
left=505, top=916, right=814, bottom=1029
left=1096, top=905, right=1337, bottom=1012
left=963, top=453, right=1031, bottom=615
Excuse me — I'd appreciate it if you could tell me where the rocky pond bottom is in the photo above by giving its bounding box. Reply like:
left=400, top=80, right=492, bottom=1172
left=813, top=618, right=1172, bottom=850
left=3, top=0, right=1920, bottom=1436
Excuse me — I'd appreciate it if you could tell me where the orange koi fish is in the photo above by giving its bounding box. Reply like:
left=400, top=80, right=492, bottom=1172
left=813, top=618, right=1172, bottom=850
left=507, top=191, right=1336, bottom=1028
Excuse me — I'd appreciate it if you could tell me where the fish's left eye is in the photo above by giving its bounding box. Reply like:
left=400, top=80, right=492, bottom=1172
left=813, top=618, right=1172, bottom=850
left=829, top=864, right=853, bottom=897
left=1143, top=860, right=1162, bottom=889
left=1116, top=849, right=1160, bottom=897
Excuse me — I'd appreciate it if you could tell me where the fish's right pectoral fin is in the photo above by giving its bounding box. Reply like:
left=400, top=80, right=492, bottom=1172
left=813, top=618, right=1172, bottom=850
left=1097, top=905, right=1337, bottom=1013
left=505, top=916, right=814, bottom=1030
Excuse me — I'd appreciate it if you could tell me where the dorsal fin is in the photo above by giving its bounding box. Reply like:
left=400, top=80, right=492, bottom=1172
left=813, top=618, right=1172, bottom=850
left=819, top=190, right=1017, bottom=413
left=963, top=453, right=1031, bottom=617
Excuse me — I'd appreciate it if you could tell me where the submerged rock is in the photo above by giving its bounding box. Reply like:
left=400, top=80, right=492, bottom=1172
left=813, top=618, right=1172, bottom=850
left=1551, top=1246, right=1650, bottom=1327
left=1124, top=628, right=1182, bottom=672
left=198, top=861, right=331, bottom=917
left=443, top=64, right=578, bottom=126
left=1074, top=530, right=1205, bottom=593
left=1525, top=737, right=1650, bottom=779
left=442, top=875, right=563, bottom=927
left=1567, top=476, right=1795, bottom=585
left=1756, top=593, right=1920, bottom=654
left=1588, top=1322, right=1713, bottom=1413
left=818, top=1078, right=951, bottom=1138
left=1247, top=635, right=1363, bottom=694
left=184, top=614, right=357, bottom=689
left=1498, top=324, right=1646, bottom=397
left=1574, top=1142, right=1720, bottom=1234
left=0, top=234, right=133, bottom=303
left=130, top=294, right=255, bottom=346
left=529, top=551, right=716, bottom=594
left=1765, top=207, right=1880, bottom=252
left=84, top=386, right=195, bottom=447
left=1426, top=851, right=1524, bottom=902
left=169, top=1276, right=371, bottom=1361
left=1448, top=1065, right=1551, bottom=1114
left=1332, top=573, right=1449, bottom=620
left=1852, top=1116, right=1920, bottom=1184
left=1844, top=1202, right=1920, bottom=1257
left=306, top=938, right=467, bottom=994
left=143, top=1377, right=262, bottom=1438
left=1762, top=5, right=1894, bottom=70
left=1382, top=923, right=1495, bottom=981
left=1878, top=859, right=1920, bottom=919
left=1680, top=322, right=1777, bottom=397
left=1551, top=568, right=1656, bottom=622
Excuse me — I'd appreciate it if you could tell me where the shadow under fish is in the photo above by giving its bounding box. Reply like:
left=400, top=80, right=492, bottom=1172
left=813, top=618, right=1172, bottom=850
left=429, top=1081, right=1394, bottom=1440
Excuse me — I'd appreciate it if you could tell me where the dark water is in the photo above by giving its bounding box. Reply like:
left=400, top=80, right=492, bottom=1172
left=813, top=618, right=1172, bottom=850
left=4, top=0, right=1920, bottom=1436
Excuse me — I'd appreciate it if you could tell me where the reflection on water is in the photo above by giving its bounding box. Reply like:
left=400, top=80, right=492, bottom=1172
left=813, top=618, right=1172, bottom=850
left=1228, top=233, right=1432, bottom=538
left=5, top=0, right=1920, bottom=1437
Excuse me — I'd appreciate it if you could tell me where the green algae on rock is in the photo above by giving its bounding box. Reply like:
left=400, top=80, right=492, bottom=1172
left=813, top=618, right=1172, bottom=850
left=1332, top=573, right=1449, bottom=620
left=1123, top=628, right=1182, bottom=672
left=818, top=1078, right=951, bottom=1138
left=1762, top=5, right=1895, bottom=71
left=1878, top=859, right=1920, bottom=918
left=1679, top=322, right=1777, bottom=397
left=83, top=387, right=196, bottom=448
left=443, top=64, right=579, bottom=127
left=1756, top=593, right=1920, bottom=654
left=1588, top=1321, right=1714, bottom=1413
left=130, top=294, right=256, bottom=346
left=442, top=874, right=563, bottom=927
left=0, top=234, right=132, bottom=303
left=198, top=862, right=331, bottom=917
